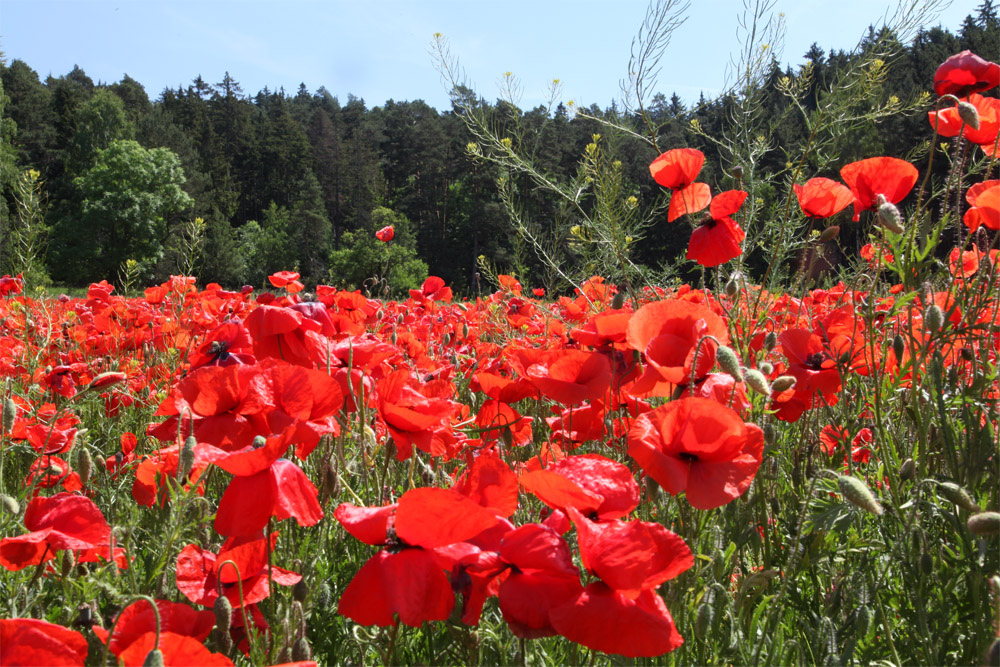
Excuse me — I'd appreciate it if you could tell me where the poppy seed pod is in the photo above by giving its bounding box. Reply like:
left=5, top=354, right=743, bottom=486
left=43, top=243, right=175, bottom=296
left=876, top=195, right=905, bottom=234
left=818, top=225, right=840, bottom=243
left=967, top=511, right=1000, bottom=536
left=838, top=475, right=883, bottom=516
left=732, top=165, right=744, bottom=180
left=919, top=551, right=933, bottom=575
left=957, top=100, right=981, bottom=129
left=924, top=304, right=944, bottom=334
left=938, top=481, right=980, bottom=512
left=764, top=423, right=776, bottom=446
left=744, top=369, right=771, bottom=396
left=716, top=346, right=743, bottom=382
left=856, top=605, right=873, bottom=637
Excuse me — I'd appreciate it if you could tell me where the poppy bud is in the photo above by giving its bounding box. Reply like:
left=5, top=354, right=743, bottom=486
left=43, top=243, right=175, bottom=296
left=856, top=604, right=873, bottom=637
left=724, top=275, right=740, bottom=298
left=893, top=334, right=906, bottom=361
left=293, top=579, right=308, bottom=603
left=876, top=196, right=905, bottom=234
left=732, top=165, right=744, bottom=180
left=443, top=333, right=451, bottom=346
left=744, top=369, right=771, bottom=396
left=938, top=481, right=980, bottom=512
left=94, top=453, right=106, bottom=474
left=898, top=458, right=915, bottom=481
left=770, top=375, right=796, bottom=393
left=838, top=475, right=883, bottom=516
left=293, top=637, right=313, bottom=662
left=142, top=648, right=165, bottom=667
left=957, top=100, right=980, bottom=130
left=967, top=511, right=1000, bottom=536
left=61, top=549, right=76, bottom=578
left=213, top=595, right=232, bottom=634
left=362, top=425, right=377, bottom=448
left=763, top=331, right=777, bottom=352
left=695, top=602, right=714, bottom=639
left=818, top=226, right=840, bottom=243
left=1, top=494, right=19, bottom=515
left=758, top=361, right=774, bottom=375
left=77, top=449, right=93, bottom=488
left=277, top=646, right=293, bottom=664
left=764, top=423, right=776, bottom=446
left=924, top=304, right=944, bottom=333
left=215, top=630, right=233, bottom=654
left=611, top=291, right=626, bottom=310
left=716, top=346, right=743, bottom=382
left=177, top=436, right=196, bottom=482
left=462, top=322, right=469, bottom=339
left=2, top=396, right=16, bottom=434
left=919, top=550, right=933, bottom=575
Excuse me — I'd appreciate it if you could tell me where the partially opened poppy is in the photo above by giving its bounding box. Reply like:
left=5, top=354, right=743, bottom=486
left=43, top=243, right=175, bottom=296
left=928, top=94, right=1000, bottom=152
left=687, top=189, right=748, bottom=267
left=933, top=50, right=1000, bottom=97
left=840, top=157, right=918, bottom=221
left=0, top=492, right=111, bottom=571
left=375, top=225, right=394, bottom=242
left=793, top=178, right=854, bottom=218
left=93, top=599, right=214, bottom=658
left=1, top=618, right=88, bottom=666
left=268, top=271, right=304, bottom=294
left=627, top=397, right=764, bottom=509
left=964, top=180, right=1000, bottom=231
left=649, top=148, right=712, bottom=221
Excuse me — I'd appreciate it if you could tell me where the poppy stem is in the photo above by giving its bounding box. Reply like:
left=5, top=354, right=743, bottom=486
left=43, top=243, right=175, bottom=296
left=217, top=559, right=253, bottom=657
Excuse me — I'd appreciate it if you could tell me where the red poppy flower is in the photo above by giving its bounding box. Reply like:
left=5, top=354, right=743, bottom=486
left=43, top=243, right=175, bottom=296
left=549, top=583, right=684, bottom=657
left=268, top=271, right=304, bottom=293
left=25, top=419, right=79, bottom=455
left=24, top=455, right=82, bottom=494
left=859, top=242, right=894, bottom=268
left=545, top=402, right=608, bottom=446
left=409, top=276, right=453, bottom=302
left=187, top=320, right=255, bottom=370
left=375, top=225, right=395, bottom=242
left=0, top=493, right=111, bottom=571
left=519, top=454, right=639, bottom=520
left=512, top=348, right=612, bottom=405
left=933, top=50, right=1000, bottom=97
left=474, top=399, right=533, bottom=446
left=950, top=247, right=982, bottom=279
left=687, top=190, right=748, bottom=267
left=627, top=397, right=764, bottom=509
left=778, top=328, right=843, bottom=398
left=625, top=299, right=729, bottom=396
left=964, top=180, right=1000, bottom=231
left=377, top=369, right=460, bottom=460
left=840, top=157, right=918, bottom=221
left=793, top=178, right=854, bottom=218
left=0, top=618, right=88, bottom=666
left=117, top=632, right=234, bottom=667
left=649, top=148, right=704, bottom=189
left=93, top=599, right=214, bottom=658
left=452, top=448, right=519, bottom=517
left=0, top=273, right=24, bottom=296
left=244, top=305, right=330, bottom=368
left=214, top=454, right=323, bottom=537
left=131, top=442, right=220, bottom=507
left=569, top=310, right=632, bottom=351
left=471, top=371, right=537, bottom=404
left=928, top=94, right=1000, bottom=152
left=175, top=533, right=301, bottom=608
left=668, top=182, right=713, bottom=222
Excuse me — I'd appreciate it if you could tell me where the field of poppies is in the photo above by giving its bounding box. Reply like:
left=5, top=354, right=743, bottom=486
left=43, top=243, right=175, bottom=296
left=1, top=51, right=999, bottom=667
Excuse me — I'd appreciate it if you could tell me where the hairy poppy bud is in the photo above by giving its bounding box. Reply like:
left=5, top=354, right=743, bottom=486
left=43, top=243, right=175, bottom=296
left=856, top=605, right=873, bottom=637
left=924, top=304, right=944, bottom=333
left=293, top=579, right=308, bottom=603
left=938, top=481, right=980, bottom=512
left=744, top=369, right=771, bottom=397
left=919, top=550, right=933, bottom=575
left=893, top=334, right=905, bottom=361
left=838, top=475, right=883, bottom=516
left=442, top=333, right=451, bottom=346
left=758, top=361, right=774, bottom=375
left=462, top=322, right=469, bottom=339
left=77, top=449, right=93, bottom=488
left=898, top=458, right=915, bottom=481
left=1, top=494, right=19, bottom=515
left=213, top=595, right=232, bottom=634
left=764, top=423, right=776, bottom=447
left=967, top=511, right=1000, bottom=536
left=771, top=375, right=796, bottom=393
left=763, top=332, right=778, bottom=352
left=611, top=291, right=626, bottom=310
left=876, top=195, right=905, bottom=234
left=818, top=226, right=840, bottom=243
left=716, top=346, right=743, bottom=382
left=2, top=397, right=16, bottom=434
left=293, top=637, right=313, bottom=662
left=61, top=550, right=76, bottom=578
left=957, top=100, right=981, bottom=129
left=177, top=436, right=196, bottom=482
left=142, top=648, right=165, bottom=667
left=732, top=165, right=744, bottom=180
left=724, top=275, right=739, bottom=298
left=695, top=602, right=714, bottom=639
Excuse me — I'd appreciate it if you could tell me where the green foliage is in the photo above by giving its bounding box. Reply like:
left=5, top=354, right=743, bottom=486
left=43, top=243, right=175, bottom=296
left=327, top=206, right=428, bottom=297
left=50, top=139, right=192, bottom=284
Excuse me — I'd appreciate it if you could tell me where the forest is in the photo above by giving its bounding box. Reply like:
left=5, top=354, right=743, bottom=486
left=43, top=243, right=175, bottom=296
left=0, top=3, right=997, bottom=295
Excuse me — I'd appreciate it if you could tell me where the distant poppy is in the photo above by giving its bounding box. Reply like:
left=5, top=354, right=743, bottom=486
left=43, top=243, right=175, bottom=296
left=649, top=148, right=711, bottom=221
left=627, top=397, right=764, bottom=509
left=840, top=157, right=918, bottom=221
left=964, top=180, right=1000, bottom=231
left=0, top=274, right=24, bottom=296
left=859, top=242, right=894, bottom=268
left=793, top=178, right=854, bottom=218
left=933, top=50, right=1000, bottom=97
left=687, top=190, right=748, bottom=267
left=0, top=618, right=88, bottom=666
left=268, top=271, right=304, bottom=294
left=409, top=276, right=453, bottom=302
left=375, top=225, right=395, bottom=242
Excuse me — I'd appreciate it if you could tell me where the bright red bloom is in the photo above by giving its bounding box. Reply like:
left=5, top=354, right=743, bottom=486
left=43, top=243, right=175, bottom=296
left=933, top=50, right=1000, bottom=97
left=93, top=599, right=214, bottom=658
left=687, top=190, right=748, bottom=267
left=244, top=305, right=330, bottom=368
left=628, top=397, right=764, bottom=509
left=475, top=399, right=533, bottom=446
left=950, top=247, right=982, bottom=279
left=24, top=455, right=82, bottom=494
left=519, top=454, right=639, bottom=520
left=268, top=271, right=304, bottom=293
left=964, top=180, right=1000, bottom=231
left=649, top=148, right=704, bottom=189
left=860, top=242, right=894, bottom=268
left=0, top=273, right=24, bottom=296
left=409, top=276, right=453, bottom=302
left=928, top=94, right=1000, bottom=152
left=0, top=493, right=111, bottom=571
left=452, top=449, right=519, bottom=517
left=514, top=348, right=612, bottom=405
left=375, top=225, right=395, bottom=242
left=778, top=328, right=843, bottom=398
left=0, top=618, right=88, bottom=666
left=668, top=182, right=712, bottom=222
left=625, top=299, right=729, bottom=396
left=377, top=369, right=460, bottom=459
left=187, top=320, right=255, bottom=370
left=117, top=632, right=234, bottom=667
left=793, top=178, right=854, bottom=218
left=840, top=157, right=918, bottom=221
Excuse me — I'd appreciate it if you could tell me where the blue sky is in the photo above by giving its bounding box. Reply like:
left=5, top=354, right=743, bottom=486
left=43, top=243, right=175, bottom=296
left=1, top=0, right=982, bottom=110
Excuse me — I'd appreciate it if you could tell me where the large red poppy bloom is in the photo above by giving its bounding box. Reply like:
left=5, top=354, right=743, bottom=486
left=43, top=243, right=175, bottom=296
left=933, top=50, right=1000, bottom=97
left=840, top=157, right=918, bottom=221
left=93, top=599, right=214, bottom=658
left=928, top=94, right=1000, bottom=153
left=375, top=225, right=395, bottom=242
left=649, top=148, right=712, bottom=221
left=519, top=454, right=639, bottom=520
left=1, top=618, right=88, bottom=666
left=517, top=349, right=612, bottom=405
left=687, top=190, right=748, bottom=267
left=793, top=178, right=854, bottom=218
left=627, top=397, right=764, bottom=509
left=377, top=369, right=460, bottom=459
left=625, top=299, right=729, bottom=396
left=964, top=180, right=1000, bottom=231
left=0, top=493, right=111, bottom=571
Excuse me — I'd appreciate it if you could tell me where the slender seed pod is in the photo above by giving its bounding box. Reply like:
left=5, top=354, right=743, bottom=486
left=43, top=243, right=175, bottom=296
left=77, top=449, right=93, bottom=488
left=2, top=397, right=16, bottom=434
left=695, top=602, right=714, bottom=639
left=177, top=436, right=196, bottom=482
left=893, top=334, right=906, bottom=362
left=292, top=637, right=313, bottom=662
left=1, top=494, right=19, bottom=515
left=924, top=304, right=944, bottom=334
left=213, top=596, right=232, bottom=634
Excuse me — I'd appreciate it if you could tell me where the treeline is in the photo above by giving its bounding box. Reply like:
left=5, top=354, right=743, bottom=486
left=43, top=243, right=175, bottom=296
left=0, top=4, right=997, bottom=293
